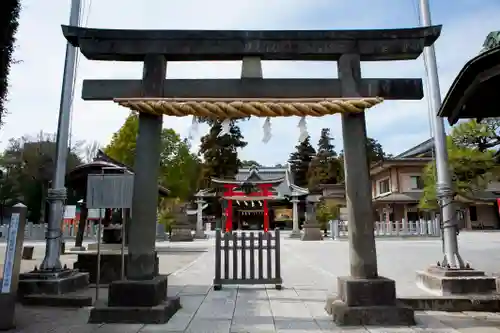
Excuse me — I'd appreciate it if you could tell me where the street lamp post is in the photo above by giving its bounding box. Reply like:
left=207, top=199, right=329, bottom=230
left=416, top=0, right=497, bottom=296
left=419, top=0, right=464, bottom=269
left=17, top=0, right=91, bottom=301
left=39, top=0, right=83, bottom=271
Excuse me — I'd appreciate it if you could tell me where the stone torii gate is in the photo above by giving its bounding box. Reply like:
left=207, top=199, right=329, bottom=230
left=63, top=25, right=441, bottom=325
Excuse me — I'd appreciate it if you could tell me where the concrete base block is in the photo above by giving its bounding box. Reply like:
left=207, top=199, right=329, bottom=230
left=326, top=298, right=415, bottom=326
left=73, top=252, right=159, bottom=284
left=301, top=224, right=323, bottom=241
left=88, top=297, right=181, bottom=324
left=70, top=246, right=86, bottom=252
left=89, top=275, right=180, bottom=324
left=108, top=276, right=167, bottom=307
left=289, top=230, right=301, bottom=238
left=18, top=269, right=89, bottom=296
left=398, top=295, right=500, bottom=312
left=325, top=276, right=415, bottom=326
left=337, top=276, right=396, bottom=306
left=416, top=266, right=496, bottom=296
left=0, top=292, right=16, bottom=330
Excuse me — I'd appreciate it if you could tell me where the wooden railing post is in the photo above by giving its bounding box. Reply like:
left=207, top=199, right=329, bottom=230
left=223, top=232, right=230, bottom=280
left=241, top=232, right=247, bottom=279
left=274, top=228, right=282, bottom=289
left=249, top=233, right=255, bottom=280
left=231, top=232, right=238, bottom=280
left=258, top=232, right=264, bottom=280
left=213, top=230, right=222, bottom=290
left=266, top=232, right=272, bottom=279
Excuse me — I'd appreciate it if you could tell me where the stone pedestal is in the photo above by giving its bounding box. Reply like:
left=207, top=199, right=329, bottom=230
left=88, top=275, right=181, bottom=324
left=18, top=269, right=89, bottom=296
left=301, top=196, right=322, bottom=241
left=325, top=276, right=415, bottom=326
left=17, top=269, right=92, bottom=307
left=73, top=251, right=159, bottom=284
left=169, top=203, right=194, bottom=242
left=170, top=226, right=194, bottom=242
left=416, top=266, right=496, bottom=295
left=289, top=229, right=301, bottom=238
left=301, top=223, right=323, bottom=241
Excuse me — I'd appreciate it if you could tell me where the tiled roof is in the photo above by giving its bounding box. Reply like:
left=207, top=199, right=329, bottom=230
left=235, top=165, right=308, bottom=197
left=395, top=138, right=434, bottom=158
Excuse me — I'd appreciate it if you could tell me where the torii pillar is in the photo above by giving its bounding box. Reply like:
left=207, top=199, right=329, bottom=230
left=325, top=54, right=415, bottom=326
left=89, top=55, right=181, bottom=324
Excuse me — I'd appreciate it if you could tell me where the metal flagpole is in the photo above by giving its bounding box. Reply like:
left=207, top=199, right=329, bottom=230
left=40, top=0, right=83, bottom=270
left=419, top=0, right=465, bottom=269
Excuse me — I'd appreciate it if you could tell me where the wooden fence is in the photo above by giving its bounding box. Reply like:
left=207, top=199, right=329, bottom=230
left=213, top=229, right=282, bottom=290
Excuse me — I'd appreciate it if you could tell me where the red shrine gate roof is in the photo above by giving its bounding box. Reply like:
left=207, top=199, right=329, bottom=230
left=206, top=165, right=308, bottom=199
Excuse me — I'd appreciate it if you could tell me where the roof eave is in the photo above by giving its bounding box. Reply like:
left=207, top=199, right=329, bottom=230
left=438, top=46, right=500, bottom=124
left=211, top=177, right=286, bottom=186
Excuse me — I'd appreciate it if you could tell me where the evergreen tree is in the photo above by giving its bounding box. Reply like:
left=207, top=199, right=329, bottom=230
left=366, top=137, right=388, bottom=163
left=308, top=128, right=343, bottom=189
left=288, top=136, right=316, bottom=188
left=338, top=137, right=389, bottom=165
left=198, top=120, right=247, bottom=188
left=241, top=160, right=262, bottom=168
left=1, top=0, right=21, bottom=127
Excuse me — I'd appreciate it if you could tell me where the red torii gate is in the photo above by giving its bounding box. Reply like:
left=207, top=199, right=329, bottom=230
left=211, top=172, right=285, bottom=233
left=223, top=183, right=274, bottom=232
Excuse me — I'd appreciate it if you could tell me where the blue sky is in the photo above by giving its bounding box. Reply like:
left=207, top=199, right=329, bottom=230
left=3, top=0, right=499, bottom=165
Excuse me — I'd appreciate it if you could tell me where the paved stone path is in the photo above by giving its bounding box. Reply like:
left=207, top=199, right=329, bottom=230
left=5, top=232, right=500, bottom=332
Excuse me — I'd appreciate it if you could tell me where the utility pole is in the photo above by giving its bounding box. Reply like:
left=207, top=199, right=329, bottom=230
left=39, top=0, right=82, bottom=270
left=419, top=0, right=464, bottom=269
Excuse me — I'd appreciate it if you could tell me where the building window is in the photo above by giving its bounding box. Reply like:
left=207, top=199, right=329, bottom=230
left=378, top=179, right=390, bottom=194
left=409, top=176, right=424, bottom=190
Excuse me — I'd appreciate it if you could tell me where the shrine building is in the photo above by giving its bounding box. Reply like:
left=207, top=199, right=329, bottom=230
left=196, top=165, right=309, bottom=231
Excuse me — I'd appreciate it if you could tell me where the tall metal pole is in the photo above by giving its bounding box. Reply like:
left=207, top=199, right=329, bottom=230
left=40, top=0, right=82, bottom=270
left=419, top=0, right=464, bottom=269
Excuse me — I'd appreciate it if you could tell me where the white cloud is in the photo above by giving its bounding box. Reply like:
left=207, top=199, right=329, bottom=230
left=3, top=0, right=499, bottom=166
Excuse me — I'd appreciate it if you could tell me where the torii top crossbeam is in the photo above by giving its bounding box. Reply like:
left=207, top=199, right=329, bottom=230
left=62, top=25, right=441, bottom=62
